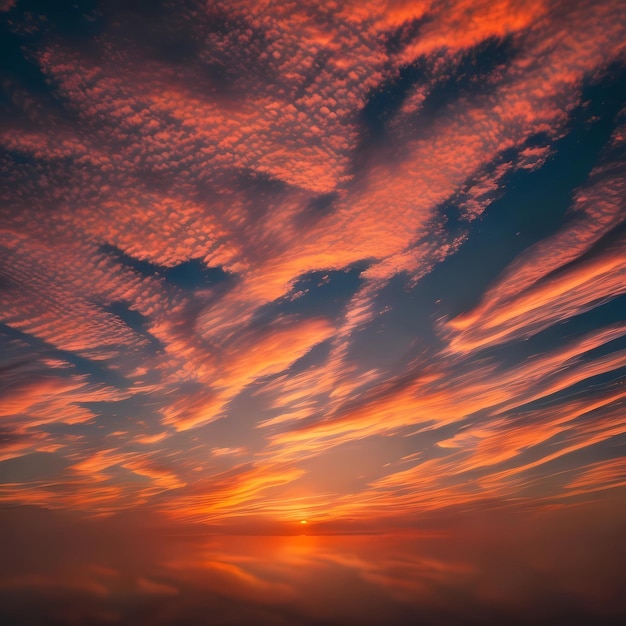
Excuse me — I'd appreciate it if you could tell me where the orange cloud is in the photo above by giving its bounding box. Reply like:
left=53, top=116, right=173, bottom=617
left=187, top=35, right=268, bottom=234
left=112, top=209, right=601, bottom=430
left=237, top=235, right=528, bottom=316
left=1, top=0, right=625, bottom=530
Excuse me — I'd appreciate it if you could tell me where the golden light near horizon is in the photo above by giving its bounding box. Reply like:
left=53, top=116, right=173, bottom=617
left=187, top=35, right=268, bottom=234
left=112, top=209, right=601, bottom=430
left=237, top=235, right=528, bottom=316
left=300, top=520, right=307, bottom=525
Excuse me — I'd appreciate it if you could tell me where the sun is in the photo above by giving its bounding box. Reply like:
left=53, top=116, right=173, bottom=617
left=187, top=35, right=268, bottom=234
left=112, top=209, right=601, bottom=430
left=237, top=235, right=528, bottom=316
left=300, top=520, right=307, bottom=525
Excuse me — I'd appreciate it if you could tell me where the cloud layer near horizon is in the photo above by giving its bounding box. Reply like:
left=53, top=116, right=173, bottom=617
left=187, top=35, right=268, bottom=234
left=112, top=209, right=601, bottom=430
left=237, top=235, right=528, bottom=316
left=1, top=0, right=625, bottom=531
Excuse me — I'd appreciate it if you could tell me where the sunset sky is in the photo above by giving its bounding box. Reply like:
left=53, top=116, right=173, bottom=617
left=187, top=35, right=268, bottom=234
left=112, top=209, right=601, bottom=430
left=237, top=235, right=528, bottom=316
left=1, top=1, right=625, bottom=624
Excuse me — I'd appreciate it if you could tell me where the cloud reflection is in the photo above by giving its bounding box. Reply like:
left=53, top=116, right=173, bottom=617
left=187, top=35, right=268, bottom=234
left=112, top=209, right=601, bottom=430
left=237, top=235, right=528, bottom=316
left=1, top=500, right=625, bottom=625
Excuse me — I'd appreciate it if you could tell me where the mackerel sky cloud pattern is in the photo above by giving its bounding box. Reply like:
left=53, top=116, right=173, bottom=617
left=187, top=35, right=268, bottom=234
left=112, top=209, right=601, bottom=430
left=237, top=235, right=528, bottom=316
left=1, top=1, right=625, bottom=624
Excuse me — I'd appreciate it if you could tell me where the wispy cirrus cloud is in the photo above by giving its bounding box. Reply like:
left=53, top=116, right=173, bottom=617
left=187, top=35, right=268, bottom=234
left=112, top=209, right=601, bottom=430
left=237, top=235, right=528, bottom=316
left=0, top=0, right=625, bottom=537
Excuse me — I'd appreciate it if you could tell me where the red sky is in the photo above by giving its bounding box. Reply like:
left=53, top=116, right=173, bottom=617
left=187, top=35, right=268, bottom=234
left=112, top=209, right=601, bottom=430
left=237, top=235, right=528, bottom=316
left=1, top=1, right=625, bottom=624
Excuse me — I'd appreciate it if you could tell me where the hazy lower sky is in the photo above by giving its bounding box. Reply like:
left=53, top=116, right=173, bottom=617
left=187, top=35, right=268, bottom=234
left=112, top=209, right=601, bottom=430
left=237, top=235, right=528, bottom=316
left=1, top=1, right=625, bottom=624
